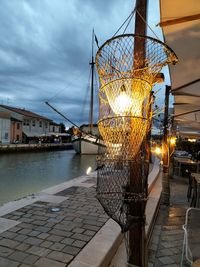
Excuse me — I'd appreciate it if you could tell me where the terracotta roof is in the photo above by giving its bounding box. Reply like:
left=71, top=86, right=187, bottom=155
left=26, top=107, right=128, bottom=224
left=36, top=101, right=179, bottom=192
left=0, top=104, right=51, bottom=121
left=0, top=111, right=10, bottom=119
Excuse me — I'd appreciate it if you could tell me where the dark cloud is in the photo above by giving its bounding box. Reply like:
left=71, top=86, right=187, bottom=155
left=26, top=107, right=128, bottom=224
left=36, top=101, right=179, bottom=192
left=0, top=0, right=165, bottom=127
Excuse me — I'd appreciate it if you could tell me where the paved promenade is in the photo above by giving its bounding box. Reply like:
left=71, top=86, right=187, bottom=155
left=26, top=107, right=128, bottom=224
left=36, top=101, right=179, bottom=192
left=148, top=175, right=189, bottom=267
left=0, top=174, right=111, bottom=267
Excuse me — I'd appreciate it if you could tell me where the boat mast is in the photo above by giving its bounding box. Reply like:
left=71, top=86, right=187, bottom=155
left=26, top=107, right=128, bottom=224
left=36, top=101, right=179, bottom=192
left=89, top=30, right=95, bottom=133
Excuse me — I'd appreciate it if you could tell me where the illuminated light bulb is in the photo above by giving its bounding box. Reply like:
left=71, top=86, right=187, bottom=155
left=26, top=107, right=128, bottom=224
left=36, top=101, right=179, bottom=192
left=86, top=166, right=92, bottom=175
left=154, top=146, right=162, bottom=155
left=114, top=91, right=132, bottom=115
left=170, top=137, right=176, bottom=145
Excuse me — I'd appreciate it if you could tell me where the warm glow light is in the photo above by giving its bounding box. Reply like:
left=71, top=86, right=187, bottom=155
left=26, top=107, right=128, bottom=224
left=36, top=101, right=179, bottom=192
left=86, top=166, right=92, bottom=175
left=188, top=138, right=196, bottom=143
left=170, top=137, right=176, bottom=145
left=114, top=91, right=132, bottom=115
left=154, top=146, right=162, bottom=155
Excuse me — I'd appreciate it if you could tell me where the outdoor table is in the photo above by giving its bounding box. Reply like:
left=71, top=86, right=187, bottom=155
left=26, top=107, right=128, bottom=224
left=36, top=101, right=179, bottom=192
left=174, top=157, right=200, bottom=176
left=191, top=173, right=200, bottom=207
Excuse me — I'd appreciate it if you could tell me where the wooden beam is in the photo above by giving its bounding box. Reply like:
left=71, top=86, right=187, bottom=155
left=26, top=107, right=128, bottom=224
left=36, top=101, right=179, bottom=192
left=173, top=109, right=200, bottom=118
left=173, top=92, right=200, bottom=97
left=159, top=14, right=200, bottom=27
left=172, top=78, right=200, bottom=92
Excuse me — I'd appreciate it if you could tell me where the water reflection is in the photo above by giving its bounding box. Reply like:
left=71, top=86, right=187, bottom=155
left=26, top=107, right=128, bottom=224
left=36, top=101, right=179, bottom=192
left=0, top=150, right=97, bottom=205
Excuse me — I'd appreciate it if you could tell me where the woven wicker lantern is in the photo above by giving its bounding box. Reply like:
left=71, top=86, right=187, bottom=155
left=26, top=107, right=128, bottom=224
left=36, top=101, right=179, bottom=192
left=95, top=34, right=177, bottom=231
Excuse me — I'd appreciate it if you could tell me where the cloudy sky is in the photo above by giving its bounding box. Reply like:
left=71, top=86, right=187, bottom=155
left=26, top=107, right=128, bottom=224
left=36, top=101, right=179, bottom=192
left=0, top=0, right=169, bottom=127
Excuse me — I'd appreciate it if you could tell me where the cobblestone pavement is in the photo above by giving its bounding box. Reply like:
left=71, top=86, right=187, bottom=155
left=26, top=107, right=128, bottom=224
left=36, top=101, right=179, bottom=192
left=0, top=179, right=109, bottom=266
left=148, top=176, right=190, bottom=267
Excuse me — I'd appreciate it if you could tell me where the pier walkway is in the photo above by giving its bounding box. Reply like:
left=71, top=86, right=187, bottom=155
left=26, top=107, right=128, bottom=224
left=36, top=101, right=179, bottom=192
left=148, top=175, right=189, bottom=267
left=109, top=175, right=190, bottom=267
left=0, top=158, right=185, bottom=267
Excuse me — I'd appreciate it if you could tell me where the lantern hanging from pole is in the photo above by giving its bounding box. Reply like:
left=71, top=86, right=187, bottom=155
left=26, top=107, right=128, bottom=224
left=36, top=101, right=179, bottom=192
left=95, top=34, right=178, bottom=232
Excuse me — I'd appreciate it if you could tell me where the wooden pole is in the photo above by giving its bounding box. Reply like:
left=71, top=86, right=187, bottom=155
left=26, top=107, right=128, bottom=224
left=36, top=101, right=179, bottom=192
left=128, top=1, right=148, bottom=266
left=162, top=85, right=171, bottom=205
left=89, top=30, right=95, bottom=133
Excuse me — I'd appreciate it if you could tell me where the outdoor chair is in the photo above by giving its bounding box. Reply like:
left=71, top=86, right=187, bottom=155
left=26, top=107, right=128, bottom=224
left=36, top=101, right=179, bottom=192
left=186, top=170, right=194, bottom=202
left=181, top=208, right=200, bottom=266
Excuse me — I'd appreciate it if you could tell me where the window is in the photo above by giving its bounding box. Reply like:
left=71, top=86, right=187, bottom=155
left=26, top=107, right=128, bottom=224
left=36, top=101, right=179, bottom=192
left=4, top=133, right=8, bottom=139
left=17, top=123, right=20, bottom=130
left=32, top=120, right=35, bottom=127
left=23, top=119, right=29, bottom=126
left=39, top=121, right=42, bottom=127
left=16, top=135, right=19, bottom=141
left=53, top=126, right=55, bottom=132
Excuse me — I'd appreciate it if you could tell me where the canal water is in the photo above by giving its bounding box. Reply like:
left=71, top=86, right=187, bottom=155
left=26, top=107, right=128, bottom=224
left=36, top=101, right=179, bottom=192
left=0, top=150, right=97, bottom=206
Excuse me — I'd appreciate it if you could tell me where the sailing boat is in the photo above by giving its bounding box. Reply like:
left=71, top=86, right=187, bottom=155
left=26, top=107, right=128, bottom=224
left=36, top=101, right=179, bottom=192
left=71, top=31, right=106, bottom=154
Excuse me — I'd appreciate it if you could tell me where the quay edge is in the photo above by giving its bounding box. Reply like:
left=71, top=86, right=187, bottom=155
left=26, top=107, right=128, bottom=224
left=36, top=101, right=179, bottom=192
left=0, top=143, right=73, bottom=153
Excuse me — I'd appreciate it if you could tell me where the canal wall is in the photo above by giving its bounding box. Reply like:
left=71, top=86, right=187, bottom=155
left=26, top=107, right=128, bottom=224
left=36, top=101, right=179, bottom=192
left=0, top=143, right=73, bottom=153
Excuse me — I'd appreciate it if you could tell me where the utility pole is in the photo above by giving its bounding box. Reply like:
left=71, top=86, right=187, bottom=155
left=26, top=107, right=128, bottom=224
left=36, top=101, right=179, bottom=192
left=128, top=0, right=148, bottom=266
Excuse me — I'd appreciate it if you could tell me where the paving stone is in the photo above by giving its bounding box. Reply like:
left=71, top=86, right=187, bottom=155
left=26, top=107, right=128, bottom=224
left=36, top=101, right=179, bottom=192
left=73, top=218, right=83, bottom=223
left=0, top=231, right=17, bottom=239
left=72, top=233, right=91, bottom=242
left=50, top=242, right=65, bottom=251
left=37, top=233, right=49, bottom=239
left=24, top=237, right=43, bottom=246
left=6, top=226, right=21, bottom=233
left=47, top=234, right=64, bottom=242
left=72, top=227, right=85, bottom=234
left=83, top=230, right=96, bottom=236
left=32, top=220, right=47, bottom=226
left=62, top=245, right=80, bottom=255
left=83, top=219, right=103, bottom=227
left=47, top=251, right=73, bottom=263
left=34, top=257, right=66, bottom=267
left=28, top=230, right=41, bottom=237
left=49, top=229, right=72, bottom=237
left=72, top=240, right=86, bottom=248
left=32, top=215, right=48, bottom=221
left=54, top=223, right=74, bottom=231
left=0, top=246, right=14, bottom=257
left=34, top=226, right=50, bottom=233
left=9, top=251, right=29, bottom=262
left=16, top=243, right=30, bottom=252
left=40, top=240, right=53, bottom=248
left=14, top=234, right=27, bottom=242
left=26, top=245, right=50, bottom=256
left=61, top=237, right=75, bottom=245
left=82, top=224, right=100, bottom=231
left=0, top=238, right=20, bottom=248
left=18, top=229, right=32, bottom=235
left=161, top=240, right=182, bottom=249
left=157, top=248, right=175, bottom=257
left=0, top=256, right=20, bottom=267
left=161, top=234, right=183, bottom=241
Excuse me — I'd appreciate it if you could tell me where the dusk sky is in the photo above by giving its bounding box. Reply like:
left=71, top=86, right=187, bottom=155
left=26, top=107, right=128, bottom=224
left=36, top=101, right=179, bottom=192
left=0, top=0, right=170, bottom=128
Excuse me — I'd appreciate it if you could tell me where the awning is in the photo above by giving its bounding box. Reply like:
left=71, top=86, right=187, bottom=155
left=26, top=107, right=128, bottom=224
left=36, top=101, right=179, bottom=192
left=159, top=0, right=200, bottom=136
left=23, top=130, right=42, bottom=137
